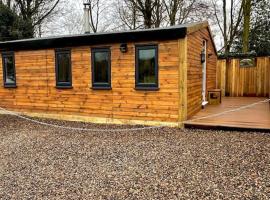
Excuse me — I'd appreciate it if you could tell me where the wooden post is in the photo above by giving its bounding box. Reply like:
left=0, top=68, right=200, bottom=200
left=178, top=38, right=188, bottom=127
left=217, top=59, right=226, bottom=96
left=268, top=57, right=270, bottom=99
left=221, top=60, right=226, bottom=96
left=231, top=59, right=236, bottom=96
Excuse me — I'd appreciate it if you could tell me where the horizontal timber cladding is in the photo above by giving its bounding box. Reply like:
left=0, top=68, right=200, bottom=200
left=217, top=57, right=269, bottom=97
left=186, top=28, right=218, bottom=119
left=0, top=40, right=181, bottom=123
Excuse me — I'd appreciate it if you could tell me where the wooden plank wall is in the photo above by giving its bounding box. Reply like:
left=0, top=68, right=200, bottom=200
left=0, top=40, right=181, bottom=123
left=186, top=28, right=218, bottom=118
left=217, top=57, right=269, bottom=97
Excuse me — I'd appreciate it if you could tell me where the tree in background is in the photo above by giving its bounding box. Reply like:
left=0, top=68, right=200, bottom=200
left=0, top=2, right=27, bottom=41
left=0, top=2, right=17, bottom=41
left=41, top=1, right=84, bottom=35
left=0, top=0, right=63, bottom=39
left=233, top=0, right=270, bottom=55
left=127, top=0, right=160, bottom=28
left=117, top=0, right=214, bottom=29
left=117, top=0, right=141, bottom=30
left=242, top=0, right=252, bottom=53
left=163, top=0, right=180, bottom=26
left=212, top=0, right=244, bottom=55
left=249, top=0, right=270, bottom=55
left=15, top=0, right=62, bottom=38
left=116, top=0, right=160, bottom=29
left=163, top=0, right=213, bottom=26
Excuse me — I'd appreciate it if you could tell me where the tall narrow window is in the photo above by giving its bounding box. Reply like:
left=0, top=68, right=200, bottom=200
left=55, top=49, right=72, bottom=88
left=135, top=45, right=158, bottom=90
left=2, top=52, right=16, bottom=88
left=91, top=48, right=111, bottom=89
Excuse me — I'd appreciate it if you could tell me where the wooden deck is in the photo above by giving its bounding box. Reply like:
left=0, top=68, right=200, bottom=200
left=185, top=97, right=270, bottom=132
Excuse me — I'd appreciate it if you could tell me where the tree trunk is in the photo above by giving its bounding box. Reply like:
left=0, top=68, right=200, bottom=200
left=154, top=0, right=161, bottom=28
left=143, top=0, right=152, bottom=28
left=223, top=0, right=229, bottom=55
left=132, top=6, right=136, bottom=29
left=170, top=0, right=178, bottom=26
left=242, top=0, right=251, bottom=53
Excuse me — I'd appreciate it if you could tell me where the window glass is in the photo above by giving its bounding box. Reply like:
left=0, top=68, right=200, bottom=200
left=136, top=45, right=158, bottom=88
left=138, top=48, right=156, bottom=84
left=57, top=53, right=71, bottom=83
left=3, top=56, right=15, bottom=85
left=94, top=51, right=109, bottom=83
left=55, top=50, right=71, bottom=87
left=92, top=49, right=111, bottom=88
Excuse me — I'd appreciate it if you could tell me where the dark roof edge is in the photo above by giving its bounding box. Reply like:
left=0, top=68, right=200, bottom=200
left=0, top=25, right=190, bottom=51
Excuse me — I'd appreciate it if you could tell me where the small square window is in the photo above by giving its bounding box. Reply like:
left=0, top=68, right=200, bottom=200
left=91, top=48, right=111, bottom=89
left=2, top=52, right=16, bottom=88
left=55, top=49, right=72, bottom=88
left=135, top=45, right=158, bottom=90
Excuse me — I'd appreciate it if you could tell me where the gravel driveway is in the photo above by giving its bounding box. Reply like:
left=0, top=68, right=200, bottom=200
left=0, top=115, right=269, bottom=199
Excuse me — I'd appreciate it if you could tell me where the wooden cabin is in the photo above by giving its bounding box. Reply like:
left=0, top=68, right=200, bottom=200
left=0, top=21, right=217, bottom=127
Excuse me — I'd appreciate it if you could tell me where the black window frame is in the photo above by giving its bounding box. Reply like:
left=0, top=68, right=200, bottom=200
left=91, top=48, right=111, bottom=90
left=135, top=44, right=159, bottom=90
left=55, top=48, right=72, bottom=89
left=2, top=51, right=16, bottom=88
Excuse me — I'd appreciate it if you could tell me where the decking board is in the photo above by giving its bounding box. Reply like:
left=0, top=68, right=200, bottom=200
left=185, top=97, right=270, bottom=131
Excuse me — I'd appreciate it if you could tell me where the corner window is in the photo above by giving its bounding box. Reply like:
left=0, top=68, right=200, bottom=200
left=55, top=49, right=72, bottom=88
left=2, top=52, right=16, bottom=88
left=91, top=48, right=111, bottom=89
left=135, top=45, right=158, bottom=90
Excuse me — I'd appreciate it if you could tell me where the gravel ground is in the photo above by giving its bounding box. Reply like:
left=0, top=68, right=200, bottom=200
left=0, top=115, right=269, bottom=200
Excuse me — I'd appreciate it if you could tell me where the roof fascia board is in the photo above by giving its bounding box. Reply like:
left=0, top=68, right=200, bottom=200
left=0, top=27, right=187, bottom=51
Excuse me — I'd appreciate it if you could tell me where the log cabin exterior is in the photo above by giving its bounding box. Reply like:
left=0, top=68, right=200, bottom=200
left=0, top=21, right=217, bottom=127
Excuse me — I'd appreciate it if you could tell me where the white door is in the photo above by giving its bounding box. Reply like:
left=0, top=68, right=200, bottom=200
left=202, top=40, right=207, bottom=105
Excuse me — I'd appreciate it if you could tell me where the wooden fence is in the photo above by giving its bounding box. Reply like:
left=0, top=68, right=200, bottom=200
left=217, top=56, right=270, bottom=97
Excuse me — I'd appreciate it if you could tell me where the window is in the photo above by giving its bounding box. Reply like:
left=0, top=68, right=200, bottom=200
left=135, top=45, right=158, bottom=90
left=55, top=49, right=72, bottom=88
left=91, top=48, right=111, bottom=89
left=2, top=52, right=16, bottom=88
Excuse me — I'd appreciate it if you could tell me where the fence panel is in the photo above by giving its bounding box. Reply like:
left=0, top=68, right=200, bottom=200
left=217, top=57, right=269, bottom=97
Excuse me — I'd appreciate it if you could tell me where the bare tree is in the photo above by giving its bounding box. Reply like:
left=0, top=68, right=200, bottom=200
left=0, top=0, right=63, bottom=38
left=152, top=0, right=164, bottom=27
left=212, top=0, right=244, bottom=54
left=117, top=0, right=141, bottom=30
left=42, top=1, right=84, bottom=36
left=162, top=0, right=181, bottom=26
left=116, top=0, right=160, bottom=29
left=42, top=0, right=113, bottom=36
left=84, top=0, right=109, bottom=33
left=14, top=0, right=63, bottom=37
left=126, top=0, right=160, bottom=28
left=116, top=0, right=214, bottom=30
